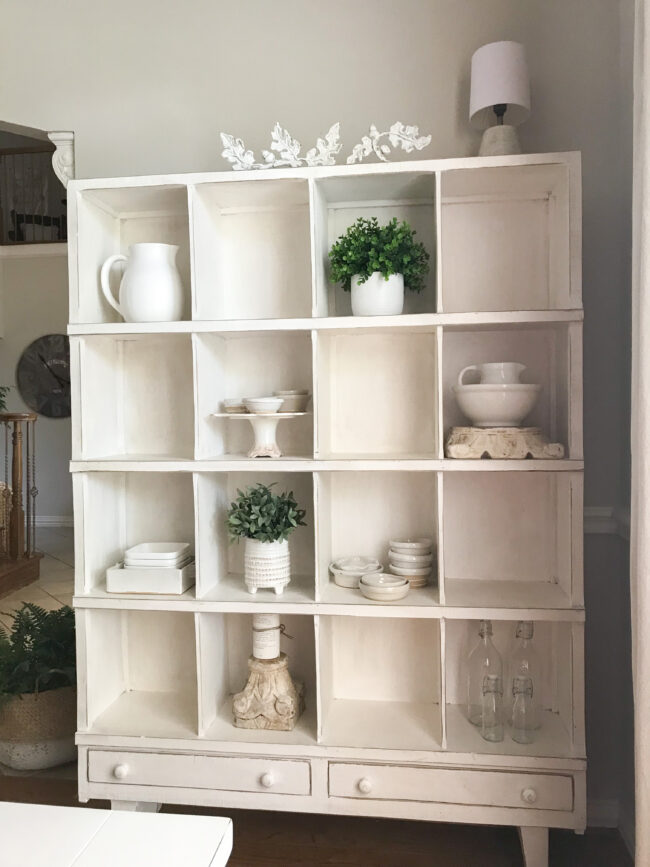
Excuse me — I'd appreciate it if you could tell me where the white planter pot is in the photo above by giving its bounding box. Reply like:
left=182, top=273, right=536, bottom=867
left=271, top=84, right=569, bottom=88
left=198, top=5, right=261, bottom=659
left=244, top=538, right=290, bottom=595
left=351, top=272, right=404, bottom=316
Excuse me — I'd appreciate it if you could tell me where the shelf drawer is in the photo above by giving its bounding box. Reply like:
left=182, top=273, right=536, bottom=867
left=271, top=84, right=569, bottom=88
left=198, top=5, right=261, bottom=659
left=88, top=750, right=311, bottom=796
left=328, top=763, right=573, bottom=812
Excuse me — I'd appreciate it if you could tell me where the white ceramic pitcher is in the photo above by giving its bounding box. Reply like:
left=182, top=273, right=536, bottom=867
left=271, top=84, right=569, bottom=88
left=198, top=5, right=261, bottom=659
left=100, top=243, right=184, bottom=322
left=457, top=362, right=526, bottom=386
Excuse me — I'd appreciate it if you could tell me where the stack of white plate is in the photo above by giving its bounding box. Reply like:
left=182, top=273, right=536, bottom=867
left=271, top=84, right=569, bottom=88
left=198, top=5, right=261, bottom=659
left=388, top=538, right=433, bottom=588
left=107, top=542, right=195, bottom=595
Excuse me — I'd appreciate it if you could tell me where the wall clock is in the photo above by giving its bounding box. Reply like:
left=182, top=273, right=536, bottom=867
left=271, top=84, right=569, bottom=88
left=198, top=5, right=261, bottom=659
left=16, top=334, right=71, bottom=418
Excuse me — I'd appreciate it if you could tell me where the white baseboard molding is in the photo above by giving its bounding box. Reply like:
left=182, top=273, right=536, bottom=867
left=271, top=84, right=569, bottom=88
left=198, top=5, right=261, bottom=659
left=35, top=515, right=74, bottom=528
left=587, top=797, right=619, bottom=828
left=584, top=506, right=630, bottom=540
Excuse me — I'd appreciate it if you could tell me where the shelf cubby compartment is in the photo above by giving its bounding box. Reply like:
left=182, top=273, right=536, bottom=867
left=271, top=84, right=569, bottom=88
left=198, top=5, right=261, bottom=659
left=441, top=472, right=583, bottom=609
left=191, top=179, right=312, bottom=321
left=441, top=323, right=581, bottom=459
left=444, top=618, right=584, bottom=758
left=79, top=609, right=198, bottom=738
left=193, top=331, right=314, bottom=460
left=73, top=184, right=191, bottom=324
left=196, top=612, right=317, bottom=744
left=194, top=471, right=315, bottom=600
left=315, top=471, right=439, bottom=606
left=72, top=334, right=194, bottom=460
left=73, top=471, right=195, bottom=597
left=438, top=162, right=576, bottom=312
left=311, top=172, right=437, bottom=317
left=317, top=615, right=442, bottom=750
left=315, top=328, right=437, bottom=458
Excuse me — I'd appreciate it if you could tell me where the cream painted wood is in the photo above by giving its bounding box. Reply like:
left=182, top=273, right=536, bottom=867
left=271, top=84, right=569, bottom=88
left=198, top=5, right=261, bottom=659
left=67, top=309, right=584, bottom=336
left=519, top=826, right=549, bottom=867
left=89, top=749, right=311, bottom=795
left=71, top=154, right=585, bottom=866
left=328, top=763, right=573, bottom=811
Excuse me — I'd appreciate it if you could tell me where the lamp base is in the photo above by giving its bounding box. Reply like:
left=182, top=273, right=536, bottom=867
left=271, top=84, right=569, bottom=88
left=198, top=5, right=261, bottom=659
left=478, top=124, right=522, bottom=156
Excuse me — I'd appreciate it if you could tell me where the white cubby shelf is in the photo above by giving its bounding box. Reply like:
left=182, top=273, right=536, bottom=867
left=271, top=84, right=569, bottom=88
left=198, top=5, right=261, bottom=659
left=71, top=153, right=585, bottom=857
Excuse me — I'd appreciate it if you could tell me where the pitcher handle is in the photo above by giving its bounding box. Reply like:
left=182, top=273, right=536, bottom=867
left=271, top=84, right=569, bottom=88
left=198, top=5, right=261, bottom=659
left=100, top=254, right=127, bottom=317
left=458, top=365, right=480, bottom=387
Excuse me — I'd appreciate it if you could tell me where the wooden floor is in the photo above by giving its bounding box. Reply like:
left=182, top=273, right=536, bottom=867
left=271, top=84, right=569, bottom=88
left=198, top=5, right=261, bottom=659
left=0, top=776, right=632, bottom=867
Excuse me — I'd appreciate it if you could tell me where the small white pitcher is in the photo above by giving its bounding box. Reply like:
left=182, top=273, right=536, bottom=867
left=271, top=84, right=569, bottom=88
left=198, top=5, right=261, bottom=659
left=100, top=243, right=184, bottom=322
left=457, top=362, right=526, bottom=386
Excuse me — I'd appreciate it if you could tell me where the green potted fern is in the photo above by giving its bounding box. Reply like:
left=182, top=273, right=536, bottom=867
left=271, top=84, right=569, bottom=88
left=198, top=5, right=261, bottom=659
left=0, top=603, right=76, bottom=770
left=227, top=483, right=306, bottom=596
left=328, top=216, right=430, bottom=316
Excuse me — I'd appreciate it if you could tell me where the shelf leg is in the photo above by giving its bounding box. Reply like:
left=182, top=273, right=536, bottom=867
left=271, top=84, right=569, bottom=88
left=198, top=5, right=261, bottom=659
left=110, top=800, right=161, bottom=813
left=518, top=826, right=548, bottom=867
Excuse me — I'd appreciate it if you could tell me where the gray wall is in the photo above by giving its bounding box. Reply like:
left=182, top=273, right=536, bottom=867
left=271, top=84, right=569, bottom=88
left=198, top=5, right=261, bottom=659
left=0, top=0, right=634, bottom=832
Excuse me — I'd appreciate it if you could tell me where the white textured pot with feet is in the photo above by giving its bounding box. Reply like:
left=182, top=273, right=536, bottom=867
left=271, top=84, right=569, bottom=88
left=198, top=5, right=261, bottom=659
left=351, top=272, right=404, bottom=316
left=244, top=539, right=290, bottom=595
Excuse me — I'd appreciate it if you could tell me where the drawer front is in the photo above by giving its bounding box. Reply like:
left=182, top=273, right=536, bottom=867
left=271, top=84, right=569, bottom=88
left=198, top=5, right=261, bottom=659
left=329, top=763, right=573, bottom=812
left=89, top=750, right=311, bottom=796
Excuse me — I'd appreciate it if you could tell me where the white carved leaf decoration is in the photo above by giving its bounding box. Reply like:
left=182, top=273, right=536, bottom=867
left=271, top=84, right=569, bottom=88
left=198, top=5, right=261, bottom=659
left=220, top=121, right=429, bottom=170
left=347, top=122, right=432, bottom=164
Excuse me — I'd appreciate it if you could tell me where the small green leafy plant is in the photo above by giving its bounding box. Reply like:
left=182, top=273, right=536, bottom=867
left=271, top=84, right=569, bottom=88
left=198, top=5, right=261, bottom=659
left=0, top=386, right=11, bottom=413
left=0, top=603, right=76, bottom=699
left=329, top=216, right=430, bottom=293
left=227, top=483, right=307, bottom=543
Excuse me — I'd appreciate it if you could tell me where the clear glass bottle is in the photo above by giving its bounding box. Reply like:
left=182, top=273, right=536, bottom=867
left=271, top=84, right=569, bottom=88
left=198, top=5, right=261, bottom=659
left=511, top=675, right=536, bottom=744
left=480, top=674, right=504, bottom=742
left=467, top=619, right=503, bottom=726
left=509, top=621, right=541, bottom=729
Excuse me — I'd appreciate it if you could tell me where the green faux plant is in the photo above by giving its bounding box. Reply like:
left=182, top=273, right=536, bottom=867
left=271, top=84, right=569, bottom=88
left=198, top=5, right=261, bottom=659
left=329, top=216, right=430, bottom=293
left=0, top=386, right=11, bottom=413
left=0, top=603, right=76, bottom=700
left=227, top=483, right=307, bottom=543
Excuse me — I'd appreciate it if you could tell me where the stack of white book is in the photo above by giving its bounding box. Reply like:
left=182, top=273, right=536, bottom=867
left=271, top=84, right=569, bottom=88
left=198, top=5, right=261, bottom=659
left=106, top=542, right=195, bottom=594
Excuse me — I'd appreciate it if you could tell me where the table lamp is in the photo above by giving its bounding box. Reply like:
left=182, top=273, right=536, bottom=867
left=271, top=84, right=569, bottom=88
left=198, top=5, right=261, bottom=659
left=470, top=41, right=530, bottom=156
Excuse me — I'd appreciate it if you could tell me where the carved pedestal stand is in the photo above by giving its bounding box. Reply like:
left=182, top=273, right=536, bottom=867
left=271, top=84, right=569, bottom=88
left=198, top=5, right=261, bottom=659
left=445, top=427, right=565, bottom=460
left=0, top=413, right=42, bottom=597
left=233, top=614, right=304, bottom=731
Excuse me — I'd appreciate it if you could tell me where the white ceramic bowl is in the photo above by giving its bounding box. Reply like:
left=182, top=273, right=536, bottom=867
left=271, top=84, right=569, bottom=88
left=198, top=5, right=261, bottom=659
left=389, top=551, right=432, bottom=567
left=389, top=537, right=432, bottom=552
left=243, top=396, right=284, bottom=414
left=359, top=572, right=409, bottom=602
left=273, top=391, right=311, bottom=412
left=389, top=563, right=432, bottom=577
left=333, top=556, right=381, bottom=574
left=223, top=398, right=246, bottom=413
left=329, top=563, right=382, bottom=589
left=453, top=383, right=541, bottom=428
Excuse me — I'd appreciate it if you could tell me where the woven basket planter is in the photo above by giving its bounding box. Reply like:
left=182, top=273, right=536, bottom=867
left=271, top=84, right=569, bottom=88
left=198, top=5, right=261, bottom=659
left=244, top=538, right=290, bottom=595
left=0, top=685, right=76, bottom=770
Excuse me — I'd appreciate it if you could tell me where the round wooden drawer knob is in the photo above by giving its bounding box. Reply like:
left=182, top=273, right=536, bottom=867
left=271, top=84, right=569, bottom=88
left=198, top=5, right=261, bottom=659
left=113, top=764, right=129, bottom=780
left=260, top=772, right=274, bottom=788
left=357, top=777, right=373, bottom=795
left=521, top=787, right=538, bottom=804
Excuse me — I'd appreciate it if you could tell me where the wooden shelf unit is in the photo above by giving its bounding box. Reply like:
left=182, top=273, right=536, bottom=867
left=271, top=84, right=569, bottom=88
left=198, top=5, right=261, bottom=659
left=71, top=152, right=585, bottom=866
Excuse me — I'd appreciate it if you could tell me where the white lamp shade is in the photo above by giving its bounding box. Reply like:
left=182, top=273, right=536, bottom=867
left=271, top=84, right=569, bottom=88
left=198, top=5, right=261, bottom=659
left=470, top=41, right=530, bottom=129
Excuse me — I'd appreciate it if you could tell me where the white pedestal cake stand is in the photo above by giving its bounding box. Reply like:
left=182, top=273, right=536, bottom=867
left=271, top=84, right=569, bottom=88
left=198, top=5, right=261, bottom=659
left=211, top=412, right=309, bottom=458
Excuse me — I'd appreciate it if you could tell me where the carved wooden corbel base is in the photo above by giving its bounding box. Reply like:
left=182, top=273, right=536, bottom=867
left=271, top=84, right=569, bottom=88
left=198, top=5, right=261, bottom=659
left=445, top=426, right=565, bottom=460
left=233, top=653, right=304, bottom=731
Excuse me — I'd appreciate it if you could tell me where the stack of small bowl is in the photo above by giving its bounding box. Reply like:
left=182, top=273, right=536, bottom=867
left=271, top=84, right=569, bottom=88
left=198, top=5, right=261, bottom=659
left=388, top=538, right=433, bottom=587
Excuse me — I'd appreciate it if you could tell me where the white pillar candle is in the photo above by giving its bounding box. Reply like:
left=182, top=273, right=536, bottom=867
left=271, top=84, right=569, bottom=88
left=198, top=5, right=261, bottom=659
left=252, top=613, right=281, bottom=659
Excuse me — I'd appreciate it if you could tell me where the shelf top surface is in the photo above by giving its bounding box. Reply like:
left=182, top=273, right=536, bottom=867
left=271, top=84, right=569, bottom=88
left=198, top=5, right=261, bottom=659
left=68, top=310, right=584, bottom=335
left=68, top=151, right=581, bottom=194
left=69, top=458, right=584, bottom=473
